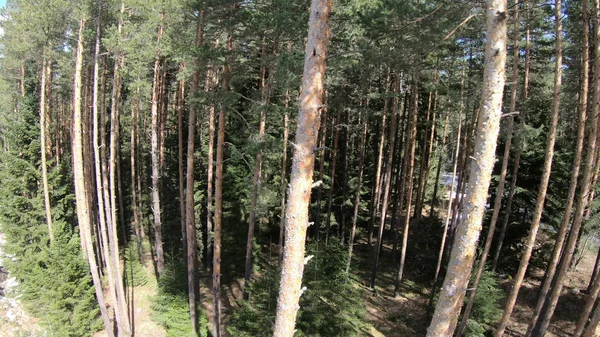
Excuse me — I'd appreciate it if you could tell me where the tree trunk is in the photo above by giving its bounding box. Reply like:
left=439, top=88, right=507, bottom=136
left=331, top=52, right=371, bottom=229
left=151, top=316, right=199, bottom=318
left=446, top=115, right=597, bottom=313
left=394, top=70, right=420, bottom=295
left=371, top=75, right=400, bottom=289
left=455, top=4, right=520, bottom=334
left=339, top=111, right=350, bottom=242
left=279, top=90, right=290, bottom=265
left=426, top=1, right=508, bottom=334
left=492, top=0, right=532, bottom=272
left=206, top=65, right=216, bottom=272
left=368, top=68, right=391, bottom=245
left=131, top=95, right=143, bottom=262
left=587, top=244, right=600, bottom=293
left=496, top=1, right=563, bottom=335
left=429, top=112, right=449, bottom=217
left=313, top=101, right=327, bottom=239
left=178, top=64, right=186, bottom=257
left=527, top=1, right=598, bottom=335
left=72, top=18, right=114, bottom=337
left=213, top=28, right=233, bottom=337
left=272, top=0, right=332, bottom=334
left=186, top=11, right=205, bottom=333
left=40, top=55, right=54, bottom=244
left=529, top=1, right=588, bottom=335
left=151, top=16, right=165, bottom=276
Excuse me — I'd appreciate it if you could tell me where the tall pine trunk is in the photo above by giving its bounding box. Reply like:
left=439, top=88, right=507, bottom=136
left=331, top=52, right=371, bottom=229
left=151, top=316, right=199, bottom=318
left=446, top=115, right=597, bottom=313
left=186, top=11, right=205, bottom=333
left=213, top=28, right=233, bottom=337
left=427, top=1, right=508, bottom=334
left=40, top=55, right=54, bottom=244
left=273, top=0, right=332, bottom=334
left=151, top=16, right=165, bottom=276
left=394, top=71, right=419, bottom=295
left=530, top=1, right=588, bottom=335
left=527, top=1, right=598, bottom=335
left=496, top=1, right=562, bottom=334
left=455, top=4, right=520, bottom=334
left=371, top=75, right=399, bottom=289
left=72, top=18, right=114, bottom=337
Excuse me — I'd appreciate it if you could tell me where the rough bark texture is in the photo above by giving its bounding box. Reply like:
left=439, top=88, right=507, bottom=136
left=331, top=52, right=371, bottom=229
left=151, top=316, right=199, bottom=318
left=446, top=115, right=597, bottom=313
left=426, top=1, right=508, bottom=335
left=71, top=18, right=114, bottom=337
left=528, top=1, right=597, bottom=335
left=455, top=4, right=520, bottom=334
left=272, top=0, right=331, bottom=335
left=213, top=29, right=233, bottom=337
left=40, top=56, right=54, bottom=244
left=279, top=90, right=290, bottom=265
left=151, top=16, right=165, bottom=276
left=186, top=12, right=205, bottom=333
left=530, top=1, right=588, bottom=335
left=496, top=1, right=562, bottom=335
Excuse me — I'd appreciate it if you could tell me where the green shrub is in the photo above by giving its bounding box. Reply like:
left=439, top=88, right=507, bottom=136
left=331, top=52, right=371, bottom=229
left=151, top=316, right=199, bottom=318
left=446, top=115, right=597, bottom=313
left=228, top=238, right=368, bottom=337
left=123, top=239, right=148, bottom=287
left=151, top=261, right=208, bottom=337
left=463, top=270, right=504, bottom=337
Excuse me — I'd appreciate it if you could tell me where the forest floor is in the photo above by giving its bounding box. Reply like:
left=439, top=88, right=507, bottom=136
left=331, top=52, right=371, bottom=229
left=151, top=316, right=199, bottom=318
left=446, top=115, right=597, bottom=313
left=195, top=233, right=597, bottom=337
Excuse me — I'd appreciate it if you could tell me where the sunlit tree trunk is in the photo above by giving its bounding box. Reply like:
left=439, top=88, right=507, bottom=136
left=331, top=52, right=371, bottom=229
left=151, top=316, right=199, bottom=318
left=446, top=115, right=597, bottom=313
left=213, top=27, right=233, bottom=337
left=527, top=1, right=598, bottom=336
left=496, top=1, right=563, bottom=335
left=279, top=90, right=290, bottom=264
left=273, top=0, right=332, bottom=334
left=151, top=15, right=165, bottom=276
left=186, top=11, right=205, bottom=332
left=531, top=2, right=588, bottom=336
left=40, top=54, right=54, bottom=244
left=455, top=4, right=520, bottom=334
left=427, top=1, right=508, bottom=334
left=371, top=75, right=400, bottom=289
left=72, top=18, right=114, bottom=337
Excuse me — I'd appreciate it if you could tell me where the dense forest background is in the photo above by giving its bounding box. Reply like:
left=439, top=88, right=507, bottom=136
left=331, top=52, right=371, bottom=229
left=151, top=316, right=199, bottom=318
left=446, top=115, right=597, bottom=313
left=0, top=0, right=600, bottom=336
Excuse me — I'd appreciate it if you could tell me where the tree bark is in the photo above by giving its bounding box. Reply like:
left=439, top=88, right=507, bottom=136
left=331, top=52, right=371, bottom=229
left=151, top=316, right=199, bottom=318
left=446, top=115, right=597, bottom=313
left=213, top=27, right=233, bottom=337
left=151, top=15, right=165, bottom=276
left=527, top=1, right=597, bottom=335
left=530, top=1, right=588, bottom=335
left=272, top=0, right=332, bottom=334
left=72, top=18, right=114, bottom=337
left=456, top=4, right=520, bottom=334
left=178, top=63, right=186, bottom=258
left=279, top=90, right=290, bottom=265
left=368, top=68, right=390, bottom=245
left=186, top=11, right=205, bottom=333
left=40, top=54, right=54, bottom=244
left=394, top=70, right=420, bottom=295
left=426, top=1, right=508, bottom=334
left=371, top=75, right=400, bottom=289
left=496, top=2, right=563, bottom=336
